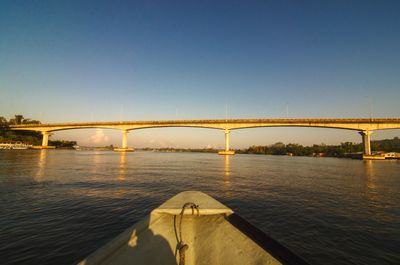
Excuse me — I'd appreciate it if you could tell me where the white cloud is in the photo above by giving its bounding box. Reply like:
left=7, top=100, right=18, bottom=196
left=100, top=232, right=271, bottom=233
left=90, top=129, right=109, bottom=144
left=206, top=144, right=215, bottom=149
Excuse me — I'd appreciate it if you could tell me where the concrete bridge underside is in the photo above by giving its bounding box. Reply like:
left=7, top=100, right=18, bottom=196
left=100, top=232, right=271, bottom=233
left=9, top=118, right=400, bottom=157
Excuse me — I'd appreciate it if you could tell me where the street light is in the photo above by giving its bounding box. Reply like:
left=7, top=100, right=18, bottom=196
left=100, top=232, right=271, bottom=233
left=367, top=96, right=373, bottom=120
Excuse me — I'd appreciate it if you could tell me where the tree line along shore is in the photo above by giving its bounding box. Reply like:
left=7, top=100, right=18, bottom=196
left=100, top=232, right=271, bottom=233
left=0, top=115, right=76, bottom=148
left=139, top=138, right=400, bottom=158
left=1, top=115, right=399, bottom=157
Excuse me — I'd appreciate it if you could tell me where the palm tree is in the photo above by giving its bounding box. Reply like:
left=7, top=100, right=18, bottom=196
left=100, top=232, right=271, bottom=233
left=0, top=116, right=7, bottom=125
left=9, top=115, right=24, bottom=125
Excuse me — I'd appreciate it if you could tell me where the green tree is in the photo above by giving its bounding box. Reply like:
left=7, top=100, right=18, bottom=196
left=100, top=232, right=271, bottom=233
left=22, top=118, right=41, bottom=124
left=9, top=115, right=24, bottom=125
left=0, top=116, right=7, bottom=125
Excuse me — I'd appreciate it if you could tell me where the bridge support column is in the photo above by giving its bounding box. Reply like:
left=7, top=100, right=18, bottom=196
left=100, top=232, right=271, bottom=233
left=114, top=130, right=134, bottom=152
left=359, top=130, right=372, bottom=157
left=218, top=129, right=235, bottom=155
left=35, top=131, right=55, bottom=149
left=42, top=131, right=49, bottom=147
left=122, top=130, right=128, bottom=149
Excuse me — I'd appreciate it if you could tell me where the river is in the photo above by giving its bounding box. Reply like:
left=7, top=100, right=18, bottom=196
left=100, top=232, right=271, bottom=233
left=0, top=150, right=399, bottom=264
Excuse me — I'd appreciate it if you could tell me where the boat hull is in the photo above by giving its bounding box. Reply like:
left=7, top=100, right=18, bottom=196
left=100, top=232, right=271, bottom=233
left=78, top=191, right=308, bottom=265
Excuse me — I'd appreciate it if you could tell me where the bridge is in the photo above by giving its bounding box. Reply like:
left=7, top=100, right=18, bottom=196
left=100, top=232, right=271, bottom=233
left=9, top=118, right=400, bottom=157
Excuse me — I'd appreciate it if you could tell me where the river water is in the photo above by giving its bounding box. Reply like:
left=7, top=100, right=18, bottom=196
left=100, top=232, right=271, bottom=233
left=0, top=150, right=399, bottom=265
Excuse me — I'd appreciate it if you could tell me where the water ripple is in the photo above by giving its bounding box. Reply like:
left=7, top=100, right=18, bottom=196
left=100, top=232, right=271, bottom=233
left=0, top=151, right=399, bottom=265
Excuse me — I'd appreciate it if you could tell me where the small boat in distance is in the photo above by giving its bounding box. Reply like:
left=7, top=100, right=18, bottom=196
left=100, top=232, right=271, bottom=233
left=78, top=191, right=309, bottom=265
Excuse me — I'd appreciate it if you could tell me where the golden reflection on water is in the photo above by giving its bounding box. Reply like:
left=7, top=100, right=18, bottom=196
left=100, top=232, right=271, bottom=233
left=222, top=155, right=232, bottom=198
left=92, top=152, right=102, bottom=164
left=363, top=160, right=379, bottom=202
left=119, top=152, right=127, bottom=181
left=364, top=160, right=376, bottom=189
left=35, top=150, right=47, bottom=182
left=90, top=152, right=105, bottom=177
left=224, top=155, right=230, bottom=178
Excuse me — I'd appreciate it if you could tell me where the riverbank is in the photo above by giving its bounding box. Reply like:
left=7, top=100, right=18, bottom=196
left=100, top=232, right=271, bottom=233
left=136, top=148, right=400, bottom=160
left=3, top=145, right=400, bottom=160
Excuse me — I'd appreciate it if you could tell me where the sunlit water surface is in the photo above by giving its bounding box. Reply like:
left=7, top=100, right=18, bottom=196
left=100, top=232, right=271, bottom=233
left=0, top=150, right=399, bottom=265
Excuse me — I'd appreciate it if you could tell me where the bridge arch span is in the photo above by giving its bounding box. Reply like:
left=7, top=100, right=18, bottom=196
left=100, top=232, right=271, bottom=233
left=8, top=118, right=400, bottom=156
left=229, top=124, right=362, bottom=131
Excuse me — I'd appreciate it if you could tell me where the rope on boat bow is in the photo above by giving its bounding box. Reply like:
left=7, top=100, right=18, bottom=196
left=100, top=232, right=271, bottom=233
left=176, top=202, right=199, bottom=265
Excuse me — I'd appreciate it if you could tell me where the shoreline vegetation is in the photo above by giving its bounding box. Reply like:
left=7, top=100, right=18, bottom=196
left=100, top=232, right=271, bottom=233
left=0, top=115, right=77, bottom=148
left=1, top=115, right=399, bottom=158
left=138, top=138, right=400, bottom=159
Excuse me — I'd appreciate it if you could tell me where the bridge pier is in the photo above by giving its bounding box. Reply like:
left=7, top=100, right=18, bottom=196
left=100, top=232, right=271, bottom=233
left=122, top=130, right=128, bottom=149
left=114, top=130, right=134, bottom=152
left=35, top=131, right=55, bottom=149
left=42, top=131, right=49, bottom=147
left=218, top=129, right=235, bottom=155
left=359, top=130, right=372, bottom=157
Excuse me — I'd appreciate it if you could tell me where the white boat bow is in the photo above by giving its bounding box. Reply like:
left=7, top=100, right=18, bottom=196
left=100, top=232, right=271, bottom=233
left=78, top=191, right=309, bottom=265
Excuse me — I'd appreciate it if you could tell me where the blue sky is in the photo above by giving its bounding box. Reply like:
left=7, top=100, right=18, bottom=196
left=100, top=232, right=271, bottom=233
left=1, top=0, right=399, bottom=148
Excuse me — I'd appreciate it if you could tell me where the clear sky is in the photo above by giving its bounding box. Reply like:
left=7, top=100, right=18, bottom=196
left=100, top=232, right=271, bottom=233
left=1, top=0, right=399, bottom=148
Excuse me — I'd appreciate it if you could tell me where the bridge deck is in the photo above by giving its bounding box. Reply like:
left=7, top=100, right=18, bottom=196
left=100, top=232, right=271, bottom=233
left=8, top=118, right=400, bottom=133
left=9, top=118, right=400, bottom=127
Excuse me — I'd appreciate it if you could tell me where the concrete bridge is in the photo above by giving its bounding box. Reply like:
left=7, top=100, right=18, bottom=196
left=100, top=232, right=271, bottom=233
left=9, top=118, right=400, bottom=156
